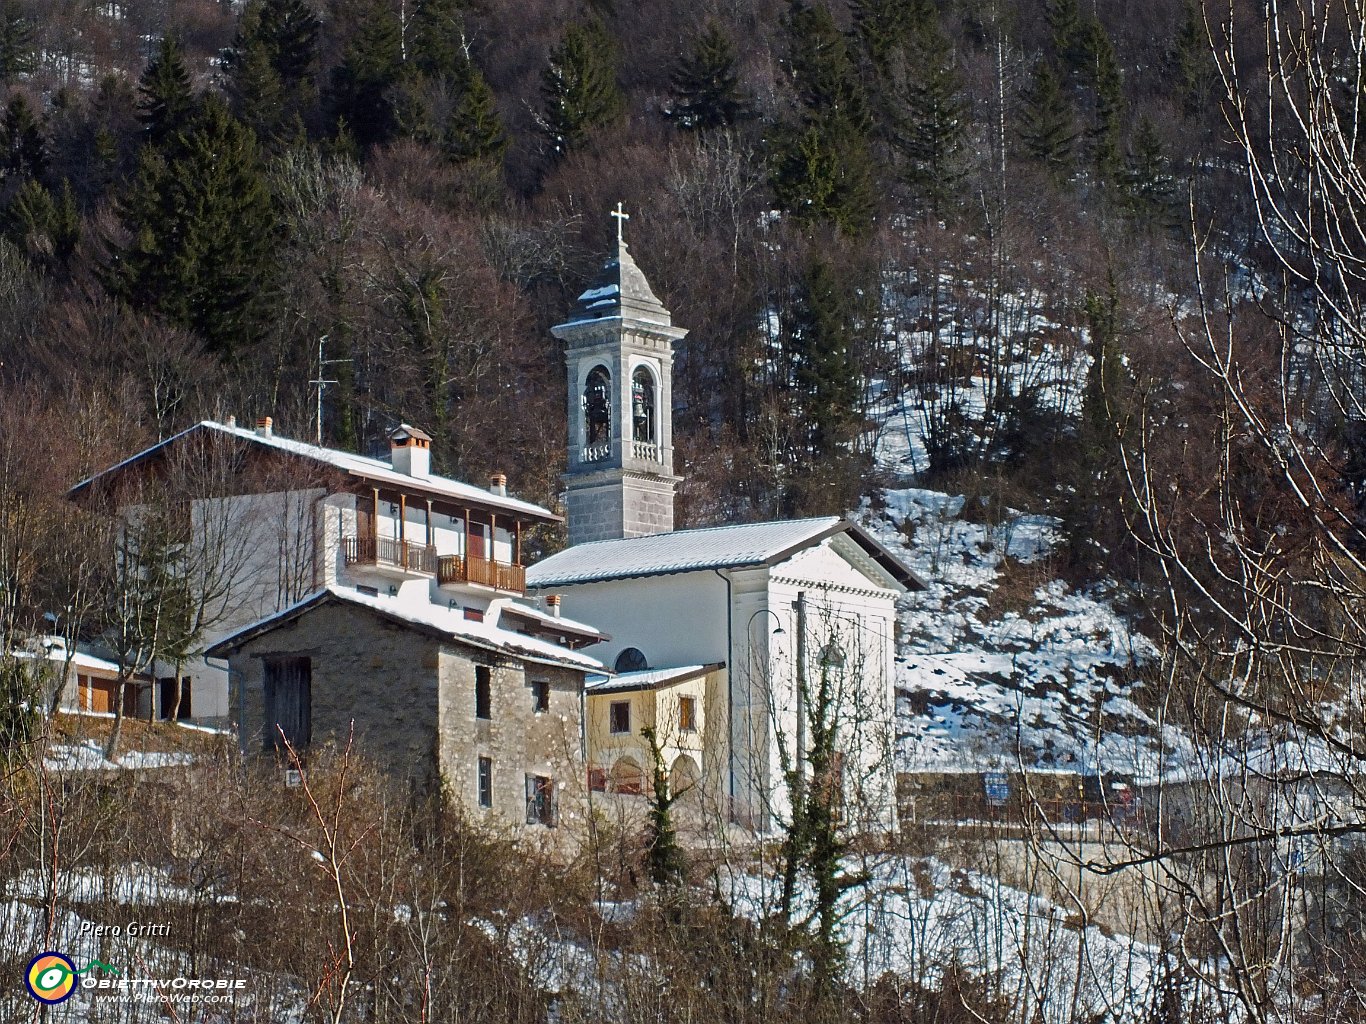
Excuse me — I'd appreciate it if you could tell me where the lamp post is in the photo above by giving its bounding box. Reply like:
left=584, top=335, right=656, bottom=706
left=745, top=608, right=786, bottom=825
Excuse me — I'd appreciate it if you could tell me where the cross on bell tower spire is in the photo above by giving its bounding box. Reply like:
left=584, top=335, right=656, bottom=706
left=611, top=202, right=629, bottom=244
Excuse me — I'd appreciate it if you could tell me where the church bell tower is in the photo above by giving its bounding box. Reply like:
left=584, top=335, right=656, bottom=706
left=553, top=207, right=686, bottom=546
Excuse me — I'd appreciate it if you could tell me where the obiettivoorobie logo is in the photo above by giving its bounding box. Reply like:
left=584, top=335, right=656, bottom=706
left=24, top=952, right=121, bottom=1004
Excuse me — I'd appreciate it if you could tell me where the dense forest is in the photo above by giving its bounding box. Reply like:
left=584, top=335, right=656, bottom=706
left=0, top=0, right=1260, bottom=551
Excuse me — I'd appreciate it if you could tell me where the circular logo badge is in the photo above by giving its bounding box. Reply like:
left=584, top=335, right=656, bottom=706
left=26, top=952, right=78, bottom=1004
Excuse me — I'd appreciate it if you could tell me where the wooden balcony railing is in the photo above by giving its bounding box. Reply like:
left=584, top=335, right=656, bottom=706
left=437, top=554, right=527, bottom=594
left=343, top=535, right=437, bottom=575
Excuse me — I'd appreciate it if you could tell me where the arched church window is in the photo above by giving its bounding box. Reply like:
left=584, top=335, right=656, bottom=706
left=614, top=647, right=648, bottom=672
left=583, top=366, right=611, bottom=445
left=631, top=366, right=656, bottom=443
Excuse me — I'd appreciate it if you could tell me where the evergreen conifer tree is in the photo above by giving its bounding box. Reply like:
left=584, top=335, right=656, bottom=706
left=0, top=1, right=34, bottom=84
left=1045, top=0, right=1088, bottom=83
left=109, top=95, right=278, bottom=358
left=772, top=2, right=877, bottom=233
left=5, top=177, right=78, bottom=268
left=227, top=0, right=319, bottom=140
left=539, top=18, right=624, bottom=159
left=890, top=15, right=968, bottom=213
left=1018, top=58, right=1077, bottom=179
left=668, top=21, right=751, bottom=131
left=1085, top=19, right=1123, bottom=184
left=136, top=35, right=197, bottom=147
left=258, top=0, right=320, bottom=91
left=411, top=0, right=467, bottom=81
left=1173, top=1, right=1216, bottom=119
left=441, top=65, right=507, bottom=164
left=849, top=0, right=931, bottom=73
left=0, top=94, right=45, bottom=181
left=328, top=0, right=404, bottom=148
left=1123, top=116, right=1175, bottom=223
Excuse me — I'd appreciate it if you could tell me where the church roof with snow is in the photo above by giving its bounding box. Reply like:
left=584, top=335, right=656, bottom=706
left=559, top=239, right=675, bottom=327
left=526, top=517, right=925, bottom=591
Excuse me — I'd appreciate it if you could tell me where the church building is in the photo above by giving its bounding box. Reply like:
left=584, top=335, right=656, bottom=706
left=530, top=216, right=924, bottom=832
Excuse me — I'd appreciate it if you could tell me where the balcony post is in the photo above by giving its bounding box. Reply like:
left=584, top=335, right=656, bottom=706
left=515, top=520, right=522, bottom=567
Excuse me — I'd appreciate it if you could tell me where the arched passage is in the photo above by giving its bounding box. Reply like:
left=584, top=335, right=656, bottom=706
left=669, top=753, right=701, bottom=800
left=609, top=755, right=644, bottom=796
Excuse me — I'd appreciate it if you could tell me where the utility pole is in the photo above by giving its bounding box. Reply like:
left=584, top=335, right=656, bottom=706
left=310, top=336, right=350, bottom=446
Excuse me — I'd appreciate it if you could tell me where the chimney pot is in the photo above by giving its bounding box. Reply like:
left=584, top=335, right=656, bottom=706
left=546, top=595, right=561, bottom=618
left=255, top=416, right=273, bottom=437
left=490, top=472, right=507, bottom=497
left=225, top=414, right=237, bottom=428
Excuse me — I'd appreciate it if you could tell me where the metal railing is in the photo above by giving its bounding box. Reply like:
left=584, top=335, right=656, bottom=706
left=437, top=554, right=527, bottom=593
left=343, top=536, right=436, bottom=575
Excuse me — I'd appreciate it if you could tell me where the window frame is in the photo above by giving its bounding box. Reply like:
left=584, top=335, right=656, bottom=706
left=477, top=756, right=493, bottom=809
left=678, top=695, right=697, bottom=733
left=531, top=679, right=550, bottom=714
left=608, top=700, right=631, bottom=735
left=475, top=665, right=492, bottom=721
left=525, top=774, right=556, bottom=827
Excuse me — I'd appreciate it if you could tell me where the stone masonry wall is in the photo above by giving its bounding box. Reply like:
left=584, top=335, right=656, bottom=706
left=438, top=655, right=586, bottom=831
left=231, top=602, right=442, bottom=785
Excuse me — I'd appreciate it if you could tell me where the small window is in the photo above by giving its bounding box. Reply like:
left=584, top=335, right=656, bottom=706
left=475, top=666, right=491, bottom=720
left=356, top=584, right=379, bottom=597
left=477, top=756, right=493, bottom=808
left=464, top=607, right=485, bottom=623
left=531, top=680, right=550, bottom=714
left=678, top=695, right=697, bottom=733
left=609, top=700, right=631, bottom=735
left=525, top=774, right=556, bottom=826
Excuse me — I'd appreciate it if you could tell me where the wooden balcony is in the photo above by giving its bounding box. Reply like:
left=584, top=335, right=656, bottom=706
left=437, top=554, right=527, bottom=594
left=343, top=536, right=436, bottom=576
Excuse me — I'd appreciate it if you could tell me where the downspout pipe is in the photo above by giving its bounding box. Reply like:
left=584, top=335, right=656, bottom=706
left=712, top=567, right=734, bottom=823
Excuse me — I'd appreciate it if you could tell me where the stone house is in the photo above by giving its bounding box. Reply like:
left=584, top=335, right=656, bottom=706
left=206, top=586, right=606, bottom=828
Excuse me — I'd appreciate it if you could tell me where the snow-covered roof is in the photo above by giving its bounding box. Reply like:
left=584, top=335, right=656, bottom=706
left=69, top=420, right=559, bottom=523
left=206, top=586, right=607, bottom=673
left=527, top=518, right=924, bottom=590
left=586, top=664, right=716, bottom=694
left=489, top=598, right=608, bottom=644
left=554, top=239, right=676, bottom=329
left=12, top=642, right=127, bottom=676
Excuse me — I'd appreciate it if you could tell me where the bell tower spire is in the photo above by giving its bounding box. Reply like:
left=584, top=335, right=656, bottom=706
left=553, top=207, right=686, bottom=546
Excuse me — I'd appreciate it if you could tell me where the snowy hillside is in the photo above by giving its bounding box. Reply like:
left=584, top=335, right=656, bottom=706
left=859, top=480, right=1176, bottom=784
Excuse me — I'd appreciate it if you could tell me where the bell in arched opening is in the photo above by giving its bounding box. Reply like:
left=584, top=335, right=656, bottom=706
left=631, top=366, right=656, bottom=446
left=583, top=366, right=612, bottom=448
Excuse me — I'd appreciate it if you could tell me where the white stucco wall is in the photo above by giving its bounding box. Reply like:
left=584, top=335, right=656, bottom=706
left=535, top=535, right=903, bottom=834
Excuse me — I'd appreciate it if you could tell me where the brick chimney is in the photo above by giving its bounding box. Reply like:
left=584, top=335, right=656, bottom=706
left=255, top=416, right=273, bottom=437
left=489, top=472, right=507, bottom=497
left=546, top=594, right=561, bottom=618
left=389, top=424, right=432, bottom=478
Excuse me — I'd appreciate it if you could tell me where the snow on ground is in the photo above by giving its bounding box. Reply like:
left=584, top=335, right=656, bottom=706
left=44, top=739, right=196, bottom=772
left=723, top=855, right=1235, bottom=1024
left=856, top=485, right=1174, bottom=781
